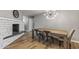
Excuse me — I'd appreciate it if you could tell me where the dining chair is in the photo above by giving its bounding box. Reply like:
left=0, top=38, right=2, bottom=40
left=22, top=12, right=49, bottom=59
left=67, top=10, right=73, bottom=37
left=43, top=31, right=50, bottom=42
left=34, top=29, right=44, bottom=42
left=47, top=33, right=55, bottom=47
left=34, top=29, right=40, bottom=41
left=37, top=30, right=45, bottom=42
left=51, top=29, right=75, bottom=49
left=67, top=29, right=75, bottom=49
left=43, top=31, right=54, bottom=47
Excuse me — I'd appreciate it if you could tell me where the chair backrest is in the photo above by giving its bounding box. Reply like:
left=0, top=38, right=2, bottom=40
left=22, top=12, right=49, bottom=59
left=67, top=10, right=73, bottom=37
left=43, top=31, right=50, bottom=36
left=67, top=29, right=75, bottom=41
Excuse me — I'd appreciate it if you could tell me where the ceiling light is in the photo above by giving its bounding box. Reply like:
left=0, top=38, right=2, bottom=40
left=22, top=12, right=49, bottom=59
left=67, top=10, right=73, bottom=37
left=43, top=10, right=57, bottom=20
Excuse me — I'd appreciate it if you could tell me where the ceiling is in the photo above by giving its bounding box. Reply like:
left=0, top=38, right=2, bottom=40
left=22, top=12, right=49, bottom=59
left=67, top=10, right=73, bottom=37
left=21, top=10, right=45, bottom=16
left=21, top=10, right=79, bottom=16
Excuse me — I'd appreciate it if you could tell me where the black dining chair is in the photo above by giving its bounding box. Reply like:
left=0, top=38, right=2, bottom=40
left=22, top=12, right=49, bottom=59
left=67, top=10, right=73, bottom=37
left=34, top=29, right=40, bottom=40
left=43, top=31, right=54, bottom=47
left=35, top=29, right=44, bottom=42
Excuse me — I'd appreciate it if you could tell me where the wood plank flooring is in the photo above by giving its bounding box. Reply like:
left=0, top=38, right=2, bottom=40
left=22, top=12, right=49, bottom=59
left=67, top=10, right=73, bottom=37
left=5, top=32, right=79, bottom=49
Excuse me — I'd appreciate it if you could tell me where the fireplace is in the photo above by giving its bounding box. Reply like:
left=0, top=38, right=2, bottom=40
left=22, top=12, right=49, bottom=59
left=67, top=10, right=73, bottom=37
left=13, top=24, right=19, bottom=34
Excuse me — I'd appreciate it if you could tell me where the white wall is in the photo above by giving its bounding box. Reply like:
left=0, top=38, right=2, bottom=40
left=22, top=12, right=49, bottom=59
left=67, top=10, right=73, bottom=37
left=0, top=17, right=24, bottom=48
left=0, top=10, right=24, bottom=38
left=34, top=10, right=79, bottom=41
left=0, top=10, right=23, bottom=20
left=0, top=10, right=24, bottom=48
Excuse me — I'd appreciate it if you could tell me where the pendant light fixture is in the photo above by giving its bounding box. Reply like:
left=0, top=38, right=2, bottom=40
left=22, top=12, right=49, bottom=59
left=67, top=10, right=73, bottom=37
left=43, top=10, right=57, bottom=20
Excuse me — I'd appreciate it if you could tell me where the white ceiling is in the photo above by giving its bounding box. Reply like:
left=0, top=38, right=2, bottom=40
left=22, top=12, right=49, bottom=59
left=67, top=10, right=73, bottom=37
left=21, top=10, right=45, bottom=16
left=21, top=10, right=79, bottom=16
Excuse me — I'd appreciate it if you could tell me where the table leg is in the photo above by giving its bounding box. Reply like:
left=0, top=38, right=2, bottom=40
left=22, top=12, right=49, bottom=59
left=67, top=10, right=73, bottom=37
left=32, top=29, right=34, bottom=39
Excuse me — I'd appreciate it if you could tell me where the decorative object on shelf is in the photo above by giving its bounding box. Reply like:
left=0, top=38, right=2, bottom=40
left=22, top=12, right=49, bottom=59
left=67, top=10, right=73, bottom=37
left=13, top=10, right=19, bottom=18
left=43, top=10, right=57, bottom=20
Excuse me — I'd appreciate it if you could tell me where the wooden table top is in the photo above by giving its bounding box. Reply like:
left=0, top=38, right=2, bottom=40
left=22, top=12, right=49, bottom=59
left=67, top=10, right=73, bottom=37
left=37, top=28, right=68, bottom=36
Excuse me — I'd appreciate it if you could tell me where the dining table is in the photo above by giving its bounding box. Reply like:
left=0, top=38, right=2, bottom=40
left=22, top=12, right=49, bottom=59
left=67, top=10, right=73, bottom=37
left=32, top=28, right=69, bottom=48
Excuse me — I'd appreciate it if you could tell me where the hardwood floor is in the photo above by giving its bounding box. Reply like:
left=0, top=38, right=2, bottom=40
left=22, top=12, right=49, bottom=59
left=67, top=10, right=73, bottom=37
left=5, top=32, right=79, bottom=49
